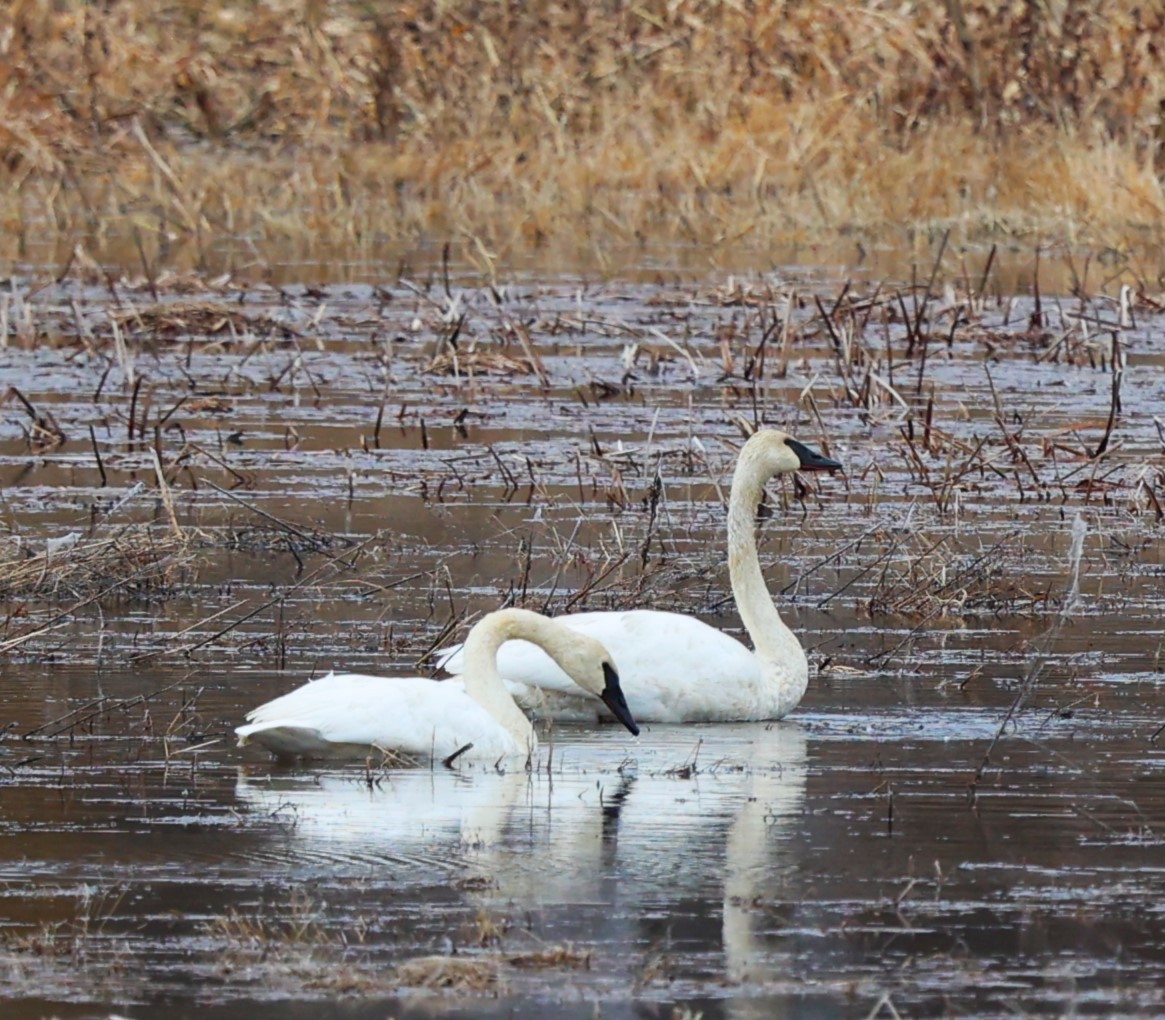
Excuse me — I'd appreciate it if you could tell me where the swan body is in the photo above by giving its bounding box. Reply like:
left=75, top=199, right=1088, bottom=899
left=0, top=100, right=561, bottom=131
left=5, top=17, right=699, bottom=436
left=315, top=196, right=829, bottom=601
left=447, top=609, right=765, bottom=722
left=237, top=673, right=527, bottom=762
left=237, top=608, right=638, bottom=763
left=437, top=431, right=840, bottom=723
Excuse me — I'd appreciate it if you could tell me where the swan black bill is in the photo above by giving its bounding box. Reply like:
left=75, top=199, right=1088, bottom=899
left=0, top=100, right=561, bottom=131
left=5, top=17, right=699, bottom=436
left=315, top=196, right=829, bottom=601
left=600, top=662, right=640, bottom=736
left=787, top=438, right=842, bottom=472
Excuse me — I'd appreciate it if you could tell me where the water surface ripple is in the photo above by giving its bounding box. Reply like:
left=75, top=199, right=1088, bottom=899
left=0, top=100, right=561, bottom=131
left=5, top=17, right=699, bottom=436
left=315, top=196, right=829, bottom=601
left=1, top=271, right=1164, bottom=1017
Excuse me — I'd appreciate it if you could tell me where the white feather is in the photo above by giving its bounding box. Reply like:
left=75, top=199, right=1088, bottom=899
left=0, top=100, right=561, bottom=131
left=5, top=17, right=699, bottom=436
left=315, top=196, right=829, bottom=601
left=237, top=608, right=635, bottom=763
left=438, top=431, right=839, bottom=723
left=235, top=672, right=524, bottom=762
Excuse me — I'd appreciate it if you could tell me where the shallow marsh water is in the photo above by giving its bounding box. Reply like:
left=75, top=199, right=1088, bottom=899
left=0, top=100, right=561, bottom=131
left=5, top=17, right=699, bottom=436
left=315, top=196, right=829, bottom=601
left=1, top=265, right=1165, bottom=1017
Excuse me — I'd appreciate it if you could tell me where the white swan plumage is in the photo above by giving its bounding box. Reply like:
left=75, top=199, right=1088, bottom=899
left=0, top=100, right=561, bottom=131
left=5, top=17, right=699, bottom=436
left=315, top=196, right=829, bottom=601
left=437, top=430, right=841, bottom=723
left=236, top=607, right=639, bottom=762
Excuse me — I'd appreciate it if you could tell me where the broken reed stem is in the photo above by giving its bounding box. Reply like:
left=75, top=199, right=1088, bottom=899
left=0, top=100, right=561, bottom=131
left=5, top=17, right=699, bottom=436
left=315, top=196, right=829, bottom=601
left=152, top=449, right=184, bottom=539
left=89, top=426, right=108, bottom=486
left=206, top=481, right=351, bottom=564
left=912, top=228, right=949, bottom=343
left=130, top=117, right=199, bottom=233
left=23, top=674, right=194, bottom=739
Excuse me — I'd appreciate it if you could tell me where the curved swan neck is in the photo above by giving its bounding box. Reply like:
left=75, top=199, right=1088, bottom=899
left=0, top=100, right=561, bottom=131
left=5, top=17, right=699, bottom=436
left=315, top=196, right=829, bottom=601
left=726, top=443, right=809, bottom=712
left=461, top=609, right=542, bottom=753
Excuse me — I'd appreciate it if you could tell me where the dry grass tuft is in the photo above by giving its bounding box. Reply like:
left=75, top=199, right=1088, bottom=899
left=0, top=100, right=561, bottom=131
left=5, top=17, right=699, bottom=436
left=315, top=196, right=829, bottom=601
left=394, top=953, right=503, bottom=992
left=107, top=301, right=300, bottom=345
left=206, top=906, right=331, bottom=951
left=201, top=895, right=398, bottom=996
left=426, top=346, right=541, bottom=378
left=0, top=525, right=194, bottom=603
left=1, top=886, right=126, bottom=964
left=393, top=941, right=589, bottom=992
left=0, top=2, right=1163, bottom=272
left=507, top=944, right=591, bottom=970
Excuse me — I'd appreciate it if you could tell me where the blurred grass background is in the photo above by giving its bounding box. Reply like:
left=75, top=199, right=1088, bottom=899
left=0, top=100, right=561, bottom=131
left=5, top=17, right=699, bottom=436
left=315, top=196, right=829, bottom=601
left=2, top=1, right=1163, bottom=277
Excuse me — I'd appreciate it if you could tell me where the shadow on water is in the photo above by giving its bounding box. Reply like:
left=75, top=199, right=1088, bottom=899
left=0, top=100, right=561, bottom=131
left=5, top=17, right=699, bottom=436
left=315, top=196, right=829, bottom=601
left=2, top=263, right=1165, bottom=1016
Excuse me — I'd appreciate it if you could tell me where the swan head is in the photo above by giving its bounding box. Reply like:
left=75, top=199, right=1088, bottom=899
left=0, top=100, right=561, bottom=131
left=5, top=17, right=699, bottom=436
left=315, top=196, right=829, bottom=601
left=553, top=635, right=640, bottom=737
left=742, top=430, right=842, bottom=476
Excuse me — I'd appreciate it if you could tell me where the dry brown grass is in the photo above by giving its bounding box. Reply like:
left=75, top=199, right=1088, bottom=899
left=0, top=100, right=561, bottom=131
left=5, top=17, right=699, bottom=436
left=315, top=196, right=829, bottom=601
left=107, top=301, right=300, bottom=345
left=394, top=953, right=504, bottom=991
left=1, top=885, right=126, bottom=964
left=206, top=894, right=334, bottom=952
left=1, top=2, right=1163, bottom=275
left=0, top=525, right=194, bottom=602
left=393, top=942, right=590, bottom=992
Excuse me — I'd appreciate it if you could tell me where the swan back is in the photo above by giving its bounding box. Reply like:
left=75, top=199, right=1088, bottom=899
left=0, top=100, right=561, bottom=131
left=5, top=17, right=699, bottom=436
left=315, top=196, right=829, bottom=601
left=235, top=671, right=527, bottom=761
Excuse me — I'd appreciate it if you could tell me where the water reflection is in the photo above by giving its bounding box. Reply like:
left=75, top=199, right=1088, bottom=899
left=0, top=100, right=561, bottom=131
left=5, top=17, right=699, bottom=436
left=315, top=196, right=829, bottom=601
left=4, top=262, right=1165, bottom=1018
left=6, top=690, right=1165, bottom=1017
left=236, top=723, right=808, bottom=1004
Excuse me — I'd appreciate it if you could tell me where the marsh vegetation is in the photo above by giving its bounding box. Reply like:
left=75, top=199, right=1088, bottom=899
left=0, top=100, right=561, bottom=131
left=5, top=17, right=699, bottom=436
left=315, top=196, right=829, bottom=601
left=3, top=3, right=1165, bottom=1017
left=2, top=253, right=1165, bottom=1017
left=2, top=1, right=1164, bottom=275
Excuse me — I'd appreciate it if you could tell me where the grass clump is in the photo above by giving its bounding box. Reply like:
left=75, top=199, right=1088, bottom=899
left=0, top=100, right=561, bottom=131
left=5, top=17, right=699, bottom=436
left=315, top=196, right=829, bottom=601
left=394, top=954, right=503, bottom=992
left=0, top=525, right=194, bottom=603
left=0, top=2, right=1162, bottom=275
left=393, top=943, right=591, bottom=992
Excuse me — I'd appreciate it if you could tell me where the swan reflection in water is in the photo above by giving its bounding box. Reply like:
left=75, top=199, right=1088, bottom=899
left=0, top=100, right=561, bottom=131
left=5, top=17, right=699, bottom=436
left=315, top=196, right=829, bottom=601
left=235, top=723, right=808, bottom=1001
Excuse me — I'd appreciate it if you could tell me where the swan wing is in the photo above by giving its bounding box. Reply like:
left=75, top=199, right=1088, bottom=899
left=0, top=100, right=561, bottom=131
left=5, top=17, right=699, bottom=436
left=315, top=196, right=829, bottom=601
left=236, top=671, right=520, bottom=761
left=439, top=610, right=764, bottom=722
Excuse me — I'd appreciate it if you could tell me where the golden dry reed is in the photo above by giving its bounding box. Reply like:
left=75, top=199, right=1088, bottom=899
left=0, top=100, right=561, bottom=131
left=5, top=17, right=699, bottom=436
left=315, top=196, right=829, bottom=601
left=1, top=1, right=1164, bottom=275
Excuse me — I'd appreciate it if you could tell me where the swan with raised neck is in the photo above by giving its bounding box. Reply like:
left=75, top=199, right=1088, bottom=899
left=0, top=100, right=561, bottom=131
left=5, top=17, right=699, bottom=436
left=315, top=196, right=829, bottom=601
left=437, top=431, right=841, bottom=723
left=724, top=432, right=838, bottom=717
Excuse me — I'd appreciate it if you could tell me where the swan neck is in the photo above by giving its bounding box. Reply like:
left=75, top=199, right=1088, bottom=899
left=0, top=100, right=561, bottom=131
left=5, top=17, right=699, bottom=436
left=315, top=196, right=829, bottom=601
left=727, top=450, right=809, bottom=714
left=462, top=610, right=539, bottom=753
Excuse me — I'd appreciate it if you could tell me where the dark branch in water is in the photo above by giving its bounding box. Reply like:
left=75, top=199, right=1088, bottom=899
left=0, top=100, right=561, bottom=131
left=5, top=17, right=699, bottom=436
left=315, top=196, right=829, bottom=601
left=442, top=743, right=473, bottom=768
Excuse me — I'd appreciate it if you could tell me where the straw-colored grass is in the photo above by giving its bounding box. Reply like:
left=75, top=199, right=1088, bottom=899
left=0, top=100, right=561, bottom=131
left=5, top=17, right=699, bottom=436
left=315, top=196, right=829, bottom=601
left=1, top=2, right=1163, bottom=274
left=0, top=525, right=194, bottom=602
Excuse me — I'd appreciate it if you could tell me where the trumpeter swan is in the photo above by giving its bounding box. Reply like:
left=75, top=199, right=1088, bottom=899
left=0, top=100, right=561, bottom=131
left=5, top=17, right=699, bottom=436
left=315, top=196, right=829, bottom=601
left=236, top=607, right=639, bottom=762
left=437, top=430, right=840, bottom=723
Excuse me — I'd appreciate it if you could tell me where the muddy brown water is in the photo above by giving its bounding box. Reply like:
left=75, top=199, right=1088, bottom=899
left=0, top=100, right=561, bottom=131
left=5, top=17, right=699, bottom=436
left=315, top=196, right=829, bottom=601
left=2, top=267, right=1165, bottom=1017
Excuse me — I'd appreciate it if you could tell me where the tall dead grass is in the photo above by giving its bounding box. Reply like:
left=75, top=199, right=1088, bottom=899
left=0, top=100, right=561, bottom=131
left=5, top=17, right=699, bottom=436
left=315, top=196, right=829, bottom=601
left=1, top=1, right=1163, bottom=274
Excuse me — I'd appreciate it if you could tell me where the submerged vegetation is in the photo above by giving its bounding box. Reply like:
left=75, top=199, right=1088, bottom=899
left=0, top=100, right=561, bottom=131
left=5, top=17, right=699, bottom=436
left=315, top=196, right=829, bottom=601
left=1, top=1, right=1164, bottom=274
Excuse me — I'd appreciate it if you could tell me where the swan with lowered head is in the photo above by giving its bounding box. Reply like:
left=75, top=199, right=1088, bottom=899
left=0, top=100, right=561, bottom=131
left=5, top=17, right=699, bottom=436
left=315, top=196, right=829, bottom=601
left=437, top=430, right=841, bottom=723
left=236, top=607, right=639, bottom=762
